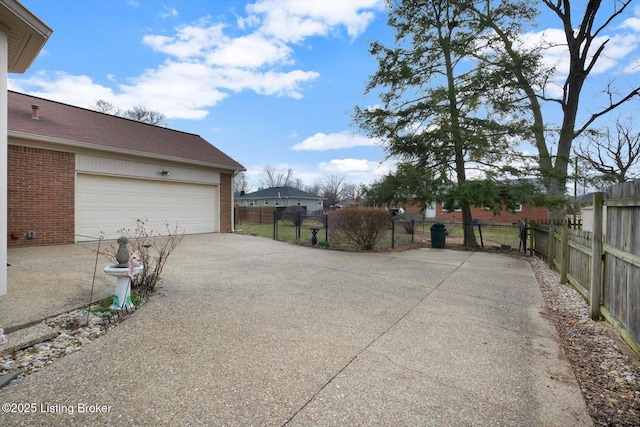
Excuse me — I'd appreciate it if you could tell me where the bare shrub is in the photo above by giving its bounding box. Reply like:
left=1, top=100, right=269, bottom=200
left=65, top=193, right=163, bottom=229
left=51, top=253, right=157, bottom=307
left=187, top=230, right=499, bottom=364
left=100, top=219, right=184, bottom=296
left=328, top=208, right=389, bottom=250
left=282, top=206, right=306, bottom=227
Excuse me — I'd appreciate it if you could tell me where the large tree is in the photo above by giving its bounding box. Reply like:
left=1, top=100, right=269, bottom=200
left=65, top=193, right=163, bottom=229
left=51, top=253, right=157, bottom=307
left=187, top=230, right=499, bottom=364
left=574, top=115, right=640, bottom=188
left=481, top=0, right=640, bottom=218
left=319, top=174, right=357, bottom=211
left=259, top=165, right=295, bottom=188
left=233, top=172, right=252, bottom=194
left=354, top=0, right=538, bottom=246
left=362, top=162, right=446, bottom=208
left=93, top=99, right=167, bottom=126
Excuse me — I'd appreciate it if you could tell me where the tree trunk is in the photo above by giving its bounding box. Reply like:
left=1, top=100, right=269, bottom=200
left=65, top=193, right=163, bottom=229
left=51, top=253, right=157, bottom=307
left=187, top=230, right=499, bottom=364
left=461, top=205, right=477, bottom=247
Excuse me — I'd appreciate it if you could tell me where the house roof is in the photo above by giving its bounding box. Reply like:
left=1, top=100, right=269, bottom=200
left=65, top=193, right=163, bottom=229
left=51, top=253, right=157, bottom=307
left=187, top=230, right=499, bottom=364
left=8, top=91, right=244, bottom=171
left=237, top=186, right=324, bottom=200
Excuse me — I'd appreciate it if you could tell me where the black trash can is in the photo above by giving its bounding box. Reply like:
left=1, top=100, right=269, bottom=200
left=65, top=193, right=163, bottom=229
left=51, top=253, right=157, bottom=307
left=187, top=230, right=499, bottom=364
left=430, top=223, right=446, bottom=248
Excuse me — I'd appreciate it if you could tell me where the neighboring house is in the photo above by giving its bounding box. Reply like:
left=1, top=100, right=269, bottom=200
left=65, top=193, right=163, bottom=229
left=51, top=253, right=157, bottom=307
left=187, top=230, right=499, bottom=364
left=575, top=193, right=601, bottom=232
left=341, top=197, right=366, bottom=209
left=405, top=201, right=549, bottom=224
left=7, top=91, right=244, bottom=246
left=235, top=186, right=325, bottom=213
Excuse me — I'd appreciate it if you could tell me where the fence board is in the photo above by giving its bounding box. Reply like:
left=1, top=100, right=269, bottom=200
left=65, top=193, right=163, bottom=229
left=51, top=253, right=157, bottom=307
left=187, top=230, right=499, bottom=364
left=602, top=181, right=640, bottom=350
left=530, top=182, right=640, bottom=356
left=566, top=229, right=591, bottom=298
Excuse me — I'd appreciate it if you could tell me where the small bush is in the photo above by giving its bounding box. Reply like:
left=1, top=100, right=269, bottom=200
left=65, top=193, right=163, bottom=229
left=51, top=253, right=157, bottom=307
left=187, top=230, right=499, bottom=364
left=328, top=208, right=390, bottom=250
left=100, top=219, right=184, bottom=295
left=282, top=206, right=306, bottom=227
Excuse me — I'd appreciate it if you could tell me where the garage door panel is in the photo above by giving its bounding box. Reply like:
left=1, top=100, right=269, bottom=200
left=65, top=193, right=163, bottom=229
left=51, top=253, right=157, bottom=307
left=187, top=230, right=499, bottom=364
left=76, top=175, right=217, bottom=241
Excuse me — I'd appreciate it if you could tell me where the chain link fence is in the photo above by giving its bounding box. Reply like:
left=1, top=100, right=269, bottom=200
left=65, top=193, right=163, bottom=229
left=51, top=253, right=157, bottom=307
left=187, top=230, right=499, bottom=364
left=236, top=207, right=526, bottom=252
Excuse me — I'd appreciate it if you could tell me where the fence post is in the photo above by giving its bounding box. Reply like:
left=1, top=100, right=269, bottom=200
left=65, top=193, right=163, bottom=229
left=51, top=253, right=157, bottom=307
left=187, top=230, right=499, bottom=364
left=325, top=214, right=328, bottom=243
left=547, top=221, right=555, bottom=269
left=477, top=223, right=484, bottom=248
left=590, top=192, right=604, bottom=320
left=560, top=222, right=568, bottom=284
left=529, top=219, right=534, bottom=256
left=273, top=210, right=277, bottom=240
left=391, top=217, right=395, bottom=249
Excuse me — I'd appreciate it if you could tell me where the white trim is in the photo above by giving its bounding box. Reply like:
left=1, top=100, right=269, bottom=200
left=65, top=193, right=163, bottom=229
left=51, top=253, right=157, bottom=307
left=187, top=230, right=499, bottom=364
left=0, top=27, right=7, bottom=296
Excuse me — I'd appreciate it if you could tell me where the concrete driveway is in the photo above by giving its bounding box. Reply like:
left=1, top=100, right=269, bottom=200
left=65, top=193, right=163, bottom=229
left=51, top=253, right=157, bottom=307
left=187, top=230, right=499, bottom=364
left=1, top=233, right=591, bottom=426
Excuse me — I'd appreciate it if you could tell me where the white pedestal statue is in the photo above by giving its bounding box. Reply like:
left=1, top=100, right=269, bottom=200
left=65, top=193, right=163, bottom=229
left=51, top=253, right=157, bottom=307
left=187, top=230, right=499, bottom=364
left=104, top=265, right=143, bottom=310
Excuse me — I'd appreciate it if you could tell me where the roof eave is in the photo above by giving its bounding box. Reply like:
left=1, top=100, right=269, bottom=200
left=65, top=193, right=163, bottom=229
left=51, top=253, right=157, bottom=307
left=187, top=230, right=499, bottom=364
left=9, top=130, right=245, bottom=172
left=0, top=0, right=53, bottom=73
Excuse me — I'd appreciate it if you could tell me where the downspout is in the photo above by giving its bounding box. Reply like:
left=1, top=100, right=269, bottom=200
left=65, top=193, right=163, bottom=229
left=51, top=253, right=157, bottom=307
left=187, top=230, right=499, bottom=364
left=0, top=24, right=8, bottom=344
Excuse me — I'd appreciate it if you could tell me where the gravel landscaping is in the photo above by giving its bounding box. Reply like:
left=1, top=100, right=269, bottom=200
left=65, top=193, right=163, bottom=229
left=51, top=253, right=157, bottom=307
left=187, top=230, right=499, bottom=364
left=530, top=257, right=640, bottom=426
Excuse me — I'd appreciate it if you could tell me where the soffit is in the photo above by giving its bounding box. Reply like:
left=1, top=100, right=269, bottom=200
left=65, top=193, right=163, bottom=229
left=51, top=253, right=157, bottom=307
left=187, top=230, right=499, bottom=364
left=0, top=0, right=52, bottom=73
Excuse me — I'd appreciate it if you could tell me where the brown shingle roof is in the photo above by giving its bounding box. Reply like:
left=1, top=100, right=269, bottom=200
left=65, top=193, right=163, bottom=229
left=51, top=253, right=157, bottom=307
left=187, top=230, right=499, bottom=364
left=8, top=91, right=244, bottom=171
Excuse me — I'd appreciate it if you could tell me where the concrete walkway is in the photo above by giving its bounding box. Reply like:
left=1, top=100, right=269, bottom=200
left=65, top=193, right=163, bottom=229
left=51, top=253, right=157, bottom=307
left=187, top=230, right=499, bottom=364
left=0, top=233, right=591, bottom=426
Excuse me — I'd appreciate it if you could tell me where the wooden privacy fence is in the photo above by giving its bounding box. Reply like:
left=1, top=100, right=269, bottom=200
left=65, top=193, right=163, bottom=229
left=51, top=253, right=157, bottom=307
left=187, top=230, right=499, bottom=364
left=235, top=206, right=276, bottom=224
left=530, top=180, right=640, bottom=356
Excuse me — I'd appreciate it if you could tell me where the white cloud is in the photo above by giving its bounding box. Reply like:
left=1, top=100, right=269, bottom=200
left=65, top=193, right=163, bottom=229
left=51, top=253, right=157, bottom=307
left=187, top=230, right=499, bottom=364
left=318, top=158, right=394, bottom=183
left=246, top=158, right=393, bottom=188
left=10, top=0, right=383, bottom=121
left=214, top=68, right=320, bottom=99
left=244, top=0, right=385, bottom=43
left=205, top=33, right=292, bottom=68
left=620, top=16, right=640, bottom=31
left=116, top=62, right=229, bottom=119
left=517, top=23, right=640, bottom=98
left=158, top=5, right=179, bottom=18
left=624, top=56, right=640, bottom=74
left=291, top=131, right=379, bottom=151
left=142, top=20, right=227, bottom=60
left=8, top=72, right=117, bottom=108
left=522, top=11, right=640, bottom=77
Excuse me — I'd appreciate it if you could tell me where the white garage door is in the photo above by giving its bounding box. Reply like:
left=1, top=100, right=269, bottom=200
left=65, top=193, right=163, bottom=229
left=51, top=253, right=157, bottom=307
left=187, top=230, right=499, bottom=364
left=76, top=174, right=218, bottom=241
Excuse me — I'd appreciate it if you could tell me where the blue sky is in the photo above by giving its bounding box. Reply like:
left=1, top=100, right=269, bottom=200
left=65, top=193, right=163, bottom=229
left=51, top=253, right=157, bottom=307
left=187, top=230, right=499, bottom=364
left=10, top=1, right=640, bottom=191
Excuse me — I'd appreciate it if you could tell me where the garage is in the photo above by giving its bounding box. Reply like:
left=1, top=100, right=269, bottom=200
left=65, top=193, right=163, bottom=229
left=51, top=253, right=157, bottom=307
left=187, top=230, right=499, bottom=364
left=9, top=91, right=243, bottom=247
left=76, top=174, right=218, bottom=241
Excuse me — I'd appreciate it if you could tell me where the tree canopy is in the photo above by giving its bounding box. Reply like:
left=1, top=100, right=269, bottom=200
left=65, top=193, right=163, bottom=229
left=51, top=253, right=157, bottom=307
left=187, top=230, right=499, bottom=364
left=486, top=0, right=640, bottom=217
left=354, top=0, right=541, bottom=246
left=93, top=99, right=167, bottom=126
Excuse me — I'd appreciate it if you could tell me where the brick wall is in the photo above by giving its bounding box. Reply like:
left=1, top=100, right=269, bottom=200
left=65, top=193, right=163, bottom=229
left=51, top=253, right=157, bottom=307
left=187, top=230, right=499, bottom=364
left=219, top=172, right=233, bottom=232
left=8, top=145, right=75, bottom=246
left=434, top=204, right=549, bottom=224
left=404, top=200, right=548, bottom=224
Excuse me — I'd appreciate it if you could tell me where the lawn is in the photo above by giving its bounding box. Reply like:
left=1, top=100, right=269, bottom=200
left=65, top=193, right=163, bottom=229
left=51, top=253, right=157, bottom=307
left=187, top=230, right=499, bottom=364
left=236, top=218, right=325, bottom=242
left=236, top=219, right=418, bottom=249
left=236, top=219, right=521, bottom=250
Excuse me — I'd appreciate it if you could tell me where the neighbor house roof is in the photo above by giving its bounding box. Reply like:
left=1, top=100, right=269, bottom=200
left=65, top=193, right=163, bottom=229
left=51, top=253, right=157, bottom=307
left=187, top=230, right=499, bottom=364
left=8, top=91, right=244, bottom=171
left=237, top=186, right=324, bottom=200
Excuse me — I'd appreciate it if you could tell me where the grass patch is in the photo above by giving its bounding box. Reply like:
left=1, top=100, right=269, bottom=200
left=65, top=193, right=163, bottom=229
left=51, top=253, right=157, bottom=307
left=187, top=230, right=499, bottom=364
left=89, top=294, right=142, bottom=313
left=237, top=219, right=523, bottom=250
left=237, top=219, right=421, bottom=250
left=237, top=219, right=326, bottom=242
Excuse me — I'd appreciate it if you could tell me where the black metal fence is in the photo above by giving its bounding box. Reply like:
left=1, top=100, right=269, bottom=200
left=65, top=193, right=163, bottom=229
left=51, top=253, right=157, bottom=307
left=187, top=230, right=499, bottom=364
left=236, top=207, right=526, bottom=251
